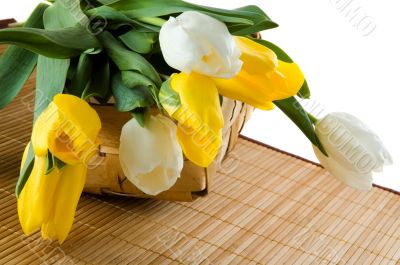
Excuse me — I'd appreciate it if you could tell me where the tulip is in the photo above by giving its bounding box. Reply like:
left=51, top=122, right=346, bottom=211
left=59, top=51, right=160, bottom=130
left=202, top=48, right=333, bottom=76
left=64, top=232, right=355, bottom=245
left=159, top=11, right=305, bottom=167
left=159, top=11, right=242, bottom=78
left=18, top=94, right=101, bottom=244
left=313, top=112, right=392, bottom=190
left=213, top=37, right=304, bottom=110
left=119, top=114, right=183, bottom=196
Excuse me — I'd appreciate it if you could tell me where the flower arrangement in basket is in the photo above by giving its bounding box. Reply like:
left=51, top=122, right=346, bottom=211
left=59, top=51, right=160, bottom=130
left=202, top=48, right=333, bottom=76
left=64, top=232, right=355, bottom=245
left=0, top=0, right=392, bottom=244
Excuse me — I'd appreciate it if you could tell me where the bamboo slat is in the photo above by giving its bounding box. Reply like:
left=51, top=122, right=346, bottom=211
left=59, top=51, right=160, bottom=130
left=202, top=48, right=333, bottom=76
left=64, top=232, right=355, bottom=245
left=1, top=51, right=400, bottom=265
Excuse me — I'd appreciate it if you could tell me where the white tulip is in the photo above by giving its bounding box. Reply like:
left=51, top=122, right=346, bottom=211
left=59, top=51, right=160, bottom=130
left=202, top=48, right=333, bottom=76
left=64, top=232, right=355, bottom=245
left=313, top=112, right=392, bottom=190
left=159, top=11, right=242, bottom=78
left=119, top=115, right=184, bottom=196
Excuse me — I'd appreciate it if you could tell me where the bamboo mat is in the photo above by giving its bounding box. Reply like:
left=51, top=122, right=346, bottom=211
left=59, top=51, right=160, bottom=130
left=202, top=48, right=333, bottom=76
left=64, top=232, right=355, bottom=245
left=1, top=54, right=400, bottom=265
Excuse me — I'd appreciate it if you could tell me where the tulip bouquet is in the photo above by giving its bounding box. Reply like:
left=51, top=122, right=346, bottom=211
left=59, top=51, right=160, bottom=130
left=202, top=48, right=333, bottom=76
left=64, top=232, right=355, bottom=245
left=0, top=0, right=392, bottom=244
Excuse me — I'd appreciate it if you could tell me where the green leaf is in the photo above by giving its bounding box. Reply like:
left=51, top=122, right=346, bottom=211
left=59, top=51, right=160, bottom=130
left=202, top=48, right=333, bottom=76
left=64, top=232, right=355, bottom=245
left=0, top=26, right=101, bottom=58
left=253, top=38, right=311, bottom=99
left=98, top=31, right=162, bottom=86
left=85, top=6, right=159, bottom=32
left=119, top=30, right=158, bottom=54
left=0, top=3, right=48, bottom=109
left=69, top=53, right=93, bottom=96
left=274, top=97, right=327, bottom=156
left=228, top=5, right=278, bottom=35
left=53, top=156, right=66, bottom=170
left=97, top=0, right=120, bottom=5
left=16, top=143, right=34, bottom=198
left=106, top=0, right=277, bottom=34
left=121, top=70, right=161, bottom=108
left=34, top=56, right=70, bottom=120
left=46, top=151, right=67, bottom=175
left=298, top=80, right=311, bottom=99
left=112, top=72, right=153, bottom=112
left=43, top=0, right=90, bottom=30
left=252, top=38, right=293, bottom=63
left=131, top=107, right=148, bottom=127
left=86, top=6, right=133, bottom=27
left=45, top=152, right=55, bottom=175
left=82, top=55, right=110, bottom=100
left=159, top=78, right=181, bottom=114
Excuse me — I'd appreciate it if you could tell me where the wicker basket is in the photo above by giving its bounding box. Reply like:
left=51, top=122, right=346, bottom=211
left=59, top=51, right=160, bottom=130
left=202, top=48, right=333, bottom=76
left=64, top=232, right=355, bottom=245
left=84, top=99, right=253, bottom=201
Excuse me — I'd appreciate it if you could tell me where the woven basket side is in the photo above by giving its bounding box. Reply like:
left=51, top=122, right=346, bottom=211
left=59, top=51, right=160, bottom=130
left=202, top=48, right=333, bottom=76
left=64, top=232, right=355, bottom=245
left=84, top=99, right=252, bottom=201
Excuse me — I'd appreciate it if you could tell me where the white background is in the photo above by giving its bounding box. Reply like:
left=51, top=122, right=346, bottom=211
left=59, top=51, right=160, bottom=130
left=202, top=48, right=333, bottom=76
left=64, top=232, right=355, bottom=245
left=1, top=0, right=399, bottom=190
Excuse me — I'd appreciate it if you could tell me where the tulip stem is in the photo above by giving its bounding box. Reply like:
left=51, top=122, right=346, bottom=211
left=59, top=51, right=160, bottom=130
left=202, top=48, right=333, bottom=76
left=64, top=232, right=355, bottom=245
left=307, top=112, right=318, bottom=124
left=159, top=74, right=170, bottom=81
left=137, top=17, right=167, bottom=27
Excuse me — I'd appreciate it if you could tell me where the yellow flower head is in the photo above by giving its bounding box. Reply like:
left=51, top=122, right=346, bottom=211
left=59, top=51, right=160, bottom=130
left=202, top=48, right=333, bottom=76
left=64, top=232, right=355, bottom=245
left=18, top=94, right=101, bottom=244
left=32, top=94, right=101, bottom=164
left=213, top=36, right=305, bottom=110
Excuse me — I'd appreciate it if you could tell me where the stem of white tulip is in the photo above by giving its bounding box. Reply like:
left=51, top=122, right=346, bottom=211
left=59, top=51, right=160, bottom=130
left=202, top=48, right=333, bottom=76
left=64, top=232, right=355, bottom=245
left=137, top=17, right=167, bottom=27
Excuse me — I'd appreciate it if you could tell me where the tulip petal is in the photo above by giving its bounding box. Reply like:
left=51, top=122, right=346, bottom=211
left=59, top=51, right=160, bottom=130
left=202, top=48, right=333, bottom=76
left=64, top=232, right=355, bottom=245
left=20, top=143, right=30, bottom=172
left=314, top=146, right=373, bottom=190
left=119, top=115, right=183, bottom=196
left=277, top=60, right=304, bottom=97
left=32, top=94, right=101, bottom=165
left=18, top=155, right=60, bottom=235
left=213, top=37, right=304, bottom=110
left=48, top=94, right=101, bottom=164
left=315, top=113, right=393, bottom=173
left=41, top=163, right=86, bottom=244
left=168, top=72, right=224, bottom=167
left=314, top=112, right=393, bottom=190
left=234, top=36, right=277, bottom=75
left=213, top=70, right=277, bottom=110
left=159, top=16, right=203, bottom=74
left=31, top=104, right=59, bottom=156
left=160, top=11, right=242, bottom=78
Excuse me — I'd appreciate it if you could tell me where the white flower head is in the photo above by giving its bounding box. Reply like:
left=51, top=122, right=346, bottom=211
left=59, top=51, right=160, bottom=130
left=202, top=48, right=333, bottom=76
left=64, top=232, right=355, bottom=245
left=314, top=112, right=393, bottom=190
left=159, top=11, right=242, bottom=78
left=119, top=115, right=184, bottom=196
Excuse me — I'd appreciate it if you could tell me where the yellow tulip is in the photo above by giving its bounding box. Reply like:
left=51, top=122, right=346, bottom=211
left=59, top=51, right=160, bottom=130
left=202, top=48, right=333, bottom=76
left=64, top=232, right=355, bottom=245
left=159, top=12, right=305, bottom=167
left=161, top=37, right=304, bottom=167
left=18, top=153, right=60, bottom=236
left=41, top=164, right=87, bottom=243
left=169, top=72, right=224, bottom=167
left=32, top=94, right=101, bottom=164
left=213, top=37, right=304, bottom=110
left=18, top=94, right=101, bottom=244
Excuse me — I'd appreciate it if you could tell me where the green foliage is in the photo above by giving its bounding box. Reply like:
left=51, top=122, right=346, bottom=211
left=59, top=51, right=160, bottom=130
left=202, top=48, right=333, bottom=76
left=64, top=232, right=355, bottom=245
left=253, top=38, right=293, bottom=63
left=0, top=27, right=101, bottom=58
left=98, top=31, right=162, bottom=86
left=82, top=55, right=110, bottom=101
left=0, top=3, right=48, bottom=109
left=131, top=107, right=148, bottom=127
left=103, top=0, right=278, bottom=34
left=43, top=0, right=90, bottom=29
left=119, top=30, right=158, bottom=54
left=85, top=6, right=159, bottom=32
left=159, top=78, right=181, bottom=114
left=274, top=97, right=327, bottom=156
left=112, top=72, right=153, bottom=112
left=16, top=143, right=34, bottom=198
left=121, top=71, right=161, bottom=108
left=69, top=53, right=93, bottom=96
left=34, top=56, right=70, bottom=120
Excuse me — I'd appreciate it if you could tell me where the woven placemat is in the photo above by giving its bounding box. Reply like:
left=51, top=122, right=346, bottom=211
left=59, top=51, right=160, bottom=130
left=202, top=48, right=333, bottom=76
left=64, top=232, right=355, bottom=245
left=1, top=57, right=400, bottom=265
